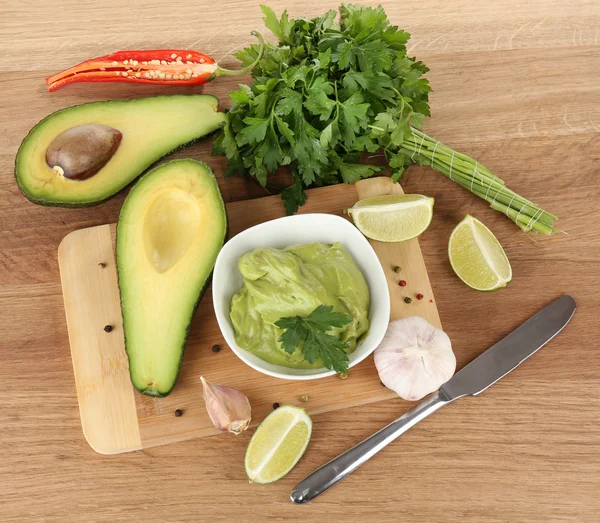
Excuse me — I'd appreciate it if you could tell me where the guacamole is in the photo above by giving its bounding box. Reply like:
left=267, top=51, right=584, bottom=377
left=230, top=243, right=370, bottom=369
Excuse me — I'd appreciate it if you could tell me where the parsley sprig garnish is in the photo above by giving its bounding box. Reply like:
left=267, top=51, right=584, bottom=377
left=275, top=305, right=352, bottom=374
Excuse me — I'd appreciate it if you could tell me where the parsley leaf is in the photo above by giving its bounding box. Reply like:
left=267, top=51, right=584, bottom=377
left=337, top=41, right=356, bottom=70
left=309, top=330, right=350, bottom=372
left=304, top=90, right=336, bottom=121
left=274, top=115, right=295, bottom=145
left=236, top=117, right=270, bottom=146
left=303, top=304, right=354, bottom=330
left=342, top=71, right=395, bottom=103
left=256, top=129, right=282, bottom=173
left=352, top=134, right=379, bottom=152
left=229, top=84, right=253, bottom=104
left=275, top=316, right=308, bottom=353
left=388, top=151, right=410, bottom=182
left=261, top=5, right=293, bottom=44
left=315, top=48, right=333, bottom=70
left=233, top=43, right=265, bottom=68
left=275, top=88, right=303, bottom=116
left=382, top=26, right=411, bottom=49
left=340, top=163, right=383, bottom=184
left=340, top=92, right=370, bottom=147
left=293, top=116, right=328, bottom=184
left=355, top=40, right=393, bottom=72
left=283, top=65, right=310, bottom=87
left=280, top=175, right=307, bottom=215
left=310, top=75, right=334, bottom=95
left=340, top=4, right=390, bottom=38
left=275, top=305, right=352, bottom=374
left=319, top=120, right=339, bottom=148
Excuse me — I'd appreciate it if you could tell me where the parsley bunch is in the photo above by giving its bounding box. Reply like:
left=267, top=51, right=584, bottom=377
left=214, top=4, right=557, bottom=234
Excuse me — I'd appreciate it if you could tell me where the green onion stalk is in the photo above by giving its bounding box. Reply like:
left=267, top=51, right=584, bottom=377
left=400, top=127, right=558, bottom=235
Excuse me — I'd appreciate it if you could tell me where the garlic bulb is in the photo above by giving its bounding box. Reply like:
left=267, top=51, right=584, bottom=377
left=200, top=376, right=252, bottom=435
left=374, top=316, right=456, bottom=401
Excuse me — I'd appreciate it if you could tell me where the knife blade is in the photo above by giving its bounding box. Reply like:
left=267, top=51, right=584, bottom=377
left=441, top=294, right=576, bottom=399
left=291, top=295, right=576, bottom=504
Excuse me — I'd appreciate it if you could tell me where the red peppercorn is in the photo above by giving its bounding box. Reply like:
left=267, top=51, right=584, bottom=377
left=429, top=299, right=433, bottom=303
left=399, top=280, right=407, bottom=287
left=416, top=293, right=424, bottom=300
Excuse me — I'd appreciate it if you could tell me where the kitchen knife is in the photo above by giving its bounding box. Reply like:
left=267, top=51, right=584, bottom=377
left=291, top=294, right=576, bottom=504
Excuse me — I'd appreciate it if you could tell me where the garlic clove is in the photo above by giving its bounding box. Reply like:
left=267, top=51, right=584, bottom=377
left=200, top=376, right=252, bottom=435
left=374, top=316, right=456, bottom=401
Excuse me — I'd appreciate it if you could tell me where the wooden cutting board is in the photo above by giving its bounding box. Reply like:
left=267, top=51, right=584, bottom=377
left=58, top=177, right=440, bottom=454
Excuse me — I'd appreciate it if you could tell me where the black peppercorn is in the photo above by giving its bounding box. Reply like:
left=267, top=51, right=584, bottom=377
left=272, top=402, right=280, bottom=409
left=104, top=325, right=113, bottom=332
left=174, top=409, right=183, bottom=417
left=212, top=344, right=221, bottom=353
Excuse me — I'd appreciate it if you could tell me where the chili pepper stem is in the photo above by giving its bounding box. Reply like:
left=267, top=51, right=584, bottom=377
left=212, top=31, right=265, bottom=78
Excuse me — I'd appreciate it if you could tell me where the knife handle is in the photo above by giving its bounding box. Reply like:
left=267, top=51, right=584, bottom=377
left=290, top=390, right=452, bottom=504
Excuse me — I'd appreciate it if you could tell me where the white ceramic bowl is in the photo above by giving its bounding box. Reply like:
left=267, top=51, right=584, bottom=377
left=212, top=213, right=390, bottom=380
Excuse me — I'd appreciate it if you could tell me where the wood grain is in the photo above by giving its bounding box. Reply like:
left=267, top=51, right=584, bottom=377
left=58, top=225, right=142, bottom=454
left=1, top=0, right=599, bottom=521
left=57, top=179, right=440, bottom=453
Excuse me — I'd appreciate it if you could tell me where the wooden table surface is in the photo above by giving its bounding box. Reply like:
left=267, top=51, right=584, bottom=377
left=1, top=0, right=599, bottom=521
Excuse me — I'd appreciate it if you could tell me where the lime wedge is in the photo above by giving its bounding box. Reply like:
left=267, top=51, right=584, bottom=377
left=245, top=405, right=312, bottom=484
left=347, top=194, right=434, bottom=242
left=448, top=215, right=512, bottom=291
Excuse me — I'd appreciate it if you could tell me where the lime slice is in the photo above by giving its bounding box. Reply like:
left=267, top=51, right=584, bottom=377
left=347, top=194, right=434, bottom=242
left=245, top=405, right=312, bottom=484
left=448, top=215, right=512, bottom=291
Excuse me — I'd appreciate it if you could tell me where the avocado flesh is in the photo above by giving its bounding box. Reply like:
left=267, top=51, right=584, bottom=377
left=15, top=95, right=225, bottom=206
left=117, top=159, right=227, bottom=397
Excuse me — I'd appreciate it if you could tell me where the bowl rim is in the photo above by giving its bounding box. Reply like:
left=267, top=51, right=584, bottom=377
left=212, top=213, right=391, bottom=380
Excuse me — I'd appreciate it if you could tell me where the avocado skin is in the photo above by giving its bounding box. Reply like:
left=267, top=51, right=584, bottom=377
left=116, top=159, right=228, bottom=398
left=14, top=95, right=224, bottom=207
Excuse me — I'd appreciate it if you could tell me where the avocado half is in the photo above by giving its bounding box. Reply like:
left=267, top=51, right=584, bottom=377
left=117, top=159, right=227, bottom=397
left=15, top=95, right=225, bottom=206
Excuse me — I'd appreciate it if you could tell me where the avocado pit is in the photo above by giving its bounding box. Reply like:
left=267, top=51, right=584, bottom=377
left=45, top=124, right=122, bottom=180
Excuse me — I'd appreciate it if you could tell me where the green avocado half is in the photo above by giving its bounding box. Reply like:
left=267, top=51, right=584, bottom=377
left=15, top=95, right=225, bottom=206
left=117, top=159, right=227, bottom=397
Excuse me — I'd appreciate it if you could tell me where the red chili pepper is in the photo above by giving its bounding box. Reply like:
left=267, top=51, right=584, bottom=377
left=46, top=32, right=264, bottom=92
